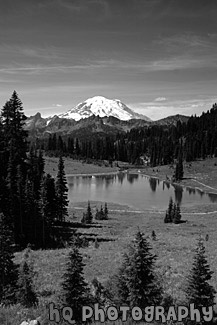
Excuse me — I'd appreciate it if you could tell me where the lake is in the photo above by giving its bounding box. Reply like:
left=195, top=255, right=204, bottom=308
left=67, top=172, right=217, bottom=210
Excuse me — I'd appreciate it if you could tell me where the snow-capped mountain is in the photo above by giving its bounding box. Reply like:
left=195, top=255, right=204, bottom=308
left=58, top=96, right=150, bottom=121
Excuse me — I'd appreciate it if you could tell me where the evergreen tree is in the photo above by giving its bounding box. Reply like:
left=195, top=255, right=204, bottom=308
left=24, top=175, right=43, bottom=248
left=117, top=231, right=162, bottom=310
left=1, top=91, right=27, bottom=165
left=185, top=237, right=215, bottom=311
left=0, top=213, right=18, bottom=304
left=55, top=156, right=68, bottom=222
left=173, top=203, right=182, bottom=224
left=81, top=201, right=93, bottom=224
left=164, top=197, right=173, bottom=223
left=41, top=174, right=57, bottom=226
left=172, top=202, right=177, bottom=222
left=16, top=248, right=37, bottom=307
left=61, top=245, right=89, bottom=322
left=151, top=230, right=156, bottom=241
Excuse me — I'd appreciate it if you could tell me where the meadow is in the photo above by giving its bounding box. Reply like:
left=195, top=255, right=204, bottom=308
left=2, top=157, right=217, bottom=324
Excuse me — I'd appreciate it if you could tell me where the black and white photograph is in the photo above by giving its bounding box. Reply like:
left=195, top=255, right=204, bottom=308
left=1, top=1, right=217, bottom=324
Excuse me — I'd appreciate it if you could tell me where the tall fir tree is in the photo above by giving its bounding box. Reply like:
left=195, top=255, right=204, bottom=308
left=173, top=203, right=182, bottom=224
left=117, top=231, right=162, bottom=311
left=1, top=91, right=27, bottom=166
left=185, top=237, right=215, bottom=311
left=0, top=213, right=18, bottom=304
left=41, top=173, right=57, bottom=226
left=55, top=156, right=68, bottom=222
left=61, top=245, right=89, bottom=322
left=81, top=201, right=93, bottom=224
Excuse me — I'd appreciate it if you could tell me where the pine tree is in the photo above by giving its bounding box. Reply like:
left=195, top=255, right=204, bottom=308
left=172, top=202, right=177, bottom=222
left=173, top=203, right=182, bottom=224
left=1, top=91, right=27, bottom=165
left=61, top=245, right=89, bottom=322
left=117, top=231, right=162, bottom=310
left=41, top=174, right=58, bottom=247
left=41, top=174, right=57, bottom=226
left=81, top=201, right=93, bottom=224
left=16, top=248, right=37, bottom=307
left=0, top=213, right=18, bottom=304
left=151, top=230, right=156, bottom=241
left=164, top=197, right=173, bottom=223
left=185, top=237, right=215, bottom=310
left=55, top=156, right=68, bottom=222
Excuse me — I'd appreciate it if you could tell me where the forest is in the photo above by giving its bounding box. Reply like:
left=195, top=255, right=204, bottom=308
left=43, top=103, right=217, bottom=166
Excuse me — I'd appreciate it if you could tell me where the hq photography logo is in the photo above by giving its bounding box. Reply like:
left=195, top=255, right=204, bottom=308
left=48, top=302, right=214, bottom=324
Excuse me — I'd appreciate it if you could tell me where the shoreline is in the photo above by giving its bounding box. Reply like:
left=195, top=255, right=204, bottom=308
left=66, top=170, right=124, bottom=177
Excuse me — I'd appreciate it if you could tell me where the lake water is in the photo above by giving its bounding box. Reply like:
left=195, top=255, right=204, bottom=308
left=67, top=172, right=217, bottom=210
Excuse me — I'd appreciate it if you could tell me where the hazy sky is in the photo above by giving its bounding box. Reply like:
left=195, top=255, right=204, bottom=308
left=1, top=0, right=217, bottom=120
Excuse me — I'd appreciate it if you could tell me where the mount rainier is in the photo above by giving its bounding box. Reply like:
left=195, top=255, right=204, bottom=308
left=58, top=96, right=150, bottom=121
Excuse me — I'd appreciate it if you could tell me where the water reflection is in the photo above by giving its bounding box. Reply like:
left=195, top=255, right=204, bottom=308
left=127, top=173, right=139, bottom=184
left=67, top=173, right=217, bottom=210
left=173, top=184, right=183, bottom=205
left=149, top=177, right=157, bottom=192
left=208, top=192, right=217, bottom=203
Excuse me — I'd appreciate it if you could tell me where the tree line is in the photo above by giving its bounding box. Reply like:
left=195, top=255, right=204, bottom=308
left=41, top=103, right=217, bottom=167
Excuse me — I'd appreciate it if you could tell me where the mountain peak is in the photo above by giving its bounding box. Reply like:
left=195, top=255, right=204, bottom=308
left=58, top=96, right=150, bottom=121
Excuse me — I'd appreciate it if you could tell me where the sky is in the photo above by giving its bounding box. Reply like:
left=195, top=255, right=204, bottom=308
left=1, top=0, right=217, bottom=120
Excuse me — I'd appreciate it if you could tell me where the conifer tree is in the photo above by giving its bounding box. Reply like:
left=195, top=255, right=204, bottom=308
left=151, top=230, right=156, bottom=241
left=16, top=248, right=37, bottom=307
left=185, top=237, right=215, bottom=310
left=55, top=156, right=68, bottom=222
left=86, top=201, right=93, bottom=223
left=61, top=245, right=89, bottom=322
left=41, top=174, right=57, bottom=226
left=173, top=203, right=181, bottom=224
left=1, top=91, right=27, bottom=165
left=117, top=231, right=162, bottom=310
left=0, top=213, right=18, bottom=304
left=81, top=201, right=93, bottom=224
left=164, top=197, right=173, bottom=223
left=168, top=197, right=174, bottom=221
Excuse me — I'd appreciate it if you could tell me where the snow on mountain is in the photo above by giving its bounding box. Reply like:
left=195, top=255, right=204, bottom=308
left=58, top=96, right=150, bottom=121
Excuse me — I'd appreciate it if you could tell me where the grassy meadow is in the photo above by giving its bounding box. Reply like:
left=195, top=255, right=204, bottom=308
left=3, top=157, right=217, bottom=324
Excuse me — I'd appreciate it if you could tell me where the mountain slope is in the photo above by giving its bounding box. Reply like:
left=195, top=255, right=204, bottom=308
left=154, top=114, right=189, bottom=126
left=58, top=96, right=151, bottom=121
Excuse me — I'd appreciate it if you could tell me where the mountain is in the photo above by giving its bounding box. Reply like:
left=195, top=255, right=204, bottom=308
left=25, top=97, right=190, bottom=138
left=58, top=96, right=151, bottom=121
left=154, top=114, right=189, bottom=126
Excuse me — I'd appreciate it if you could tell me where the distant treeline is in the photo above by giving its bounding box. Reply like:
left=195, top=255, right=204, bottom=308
left=40, top=103, right=217, bottom=165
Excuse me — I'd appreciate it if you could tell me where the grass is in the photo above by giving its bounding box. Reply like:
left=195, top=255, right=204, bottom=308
left=44, top=156, right=119, bottom=177
left=3, top=157, right=217, bottom=324
left=11, top=201, right=217, bottom=323
left=141, top=157, right=217, bottom=193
